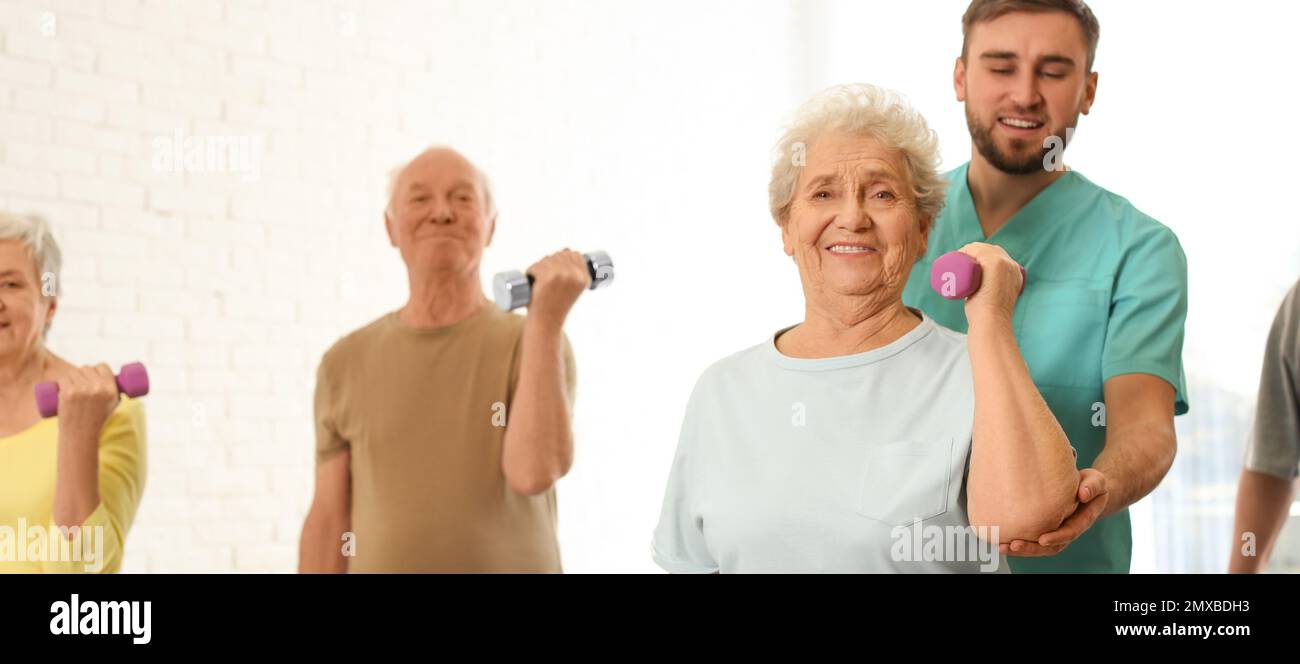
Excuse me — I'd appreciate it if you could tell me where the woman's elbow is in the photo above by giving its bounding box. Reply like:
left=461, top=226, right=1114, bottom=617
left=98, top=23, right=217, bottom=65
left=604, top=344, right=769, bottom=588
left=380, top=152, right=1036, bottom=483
left=969, top=491, right=1077, bottom=543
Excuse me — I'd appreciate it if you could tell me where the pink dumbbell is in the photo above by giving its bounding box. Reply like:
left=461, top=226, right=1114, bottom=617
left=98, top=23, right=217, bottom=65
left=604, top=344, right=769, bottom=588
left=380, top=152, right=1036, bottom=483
left=929, top=251, right=1027, bottom=300
left=35, top=362, right=150, bottom=418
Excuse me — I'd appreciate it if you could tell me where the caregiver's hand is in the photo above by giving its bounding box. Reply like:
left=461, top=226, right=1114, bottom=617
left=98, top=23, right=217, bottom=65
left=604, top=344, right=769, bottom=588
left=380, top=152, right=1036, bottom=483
left=957, top=242, right=1024, bottom=326
left=1000, top=468, right=1108, bottom=557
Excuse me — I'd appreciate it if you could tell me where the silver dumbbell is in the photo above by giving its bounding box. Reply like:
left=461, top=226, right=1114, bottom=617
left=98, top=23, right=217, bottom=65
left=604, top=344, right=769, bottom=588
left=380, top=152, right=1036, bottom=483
left=493, top=250, right=614, bottom=311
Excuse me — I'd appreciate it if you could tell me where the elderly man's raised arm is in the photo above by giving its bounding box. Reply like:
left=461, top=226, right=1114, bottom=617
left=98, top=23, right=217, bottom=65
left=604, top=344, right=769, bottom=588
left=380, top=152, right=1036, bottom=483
left=960, top=243, right=1081, bottom=542
left=500, top=250, right=588, bottom=497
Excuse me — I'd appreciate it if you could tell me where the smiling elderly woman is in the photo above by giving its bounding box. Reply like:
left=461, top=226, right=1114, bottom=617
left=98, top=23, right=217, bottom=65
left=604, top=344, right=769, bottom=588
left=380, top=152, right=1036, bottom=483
left=651, top=84, right=1082, bottom=573
left=0, top=212, right=146, bottom=573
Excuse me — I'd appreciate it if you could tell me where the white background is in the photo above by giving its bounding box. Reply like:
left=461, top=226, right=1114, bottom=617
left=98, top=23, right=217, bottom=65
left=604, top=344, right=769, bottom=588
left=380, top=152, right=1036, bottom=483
left=0, top=0, right=1296, bottom=572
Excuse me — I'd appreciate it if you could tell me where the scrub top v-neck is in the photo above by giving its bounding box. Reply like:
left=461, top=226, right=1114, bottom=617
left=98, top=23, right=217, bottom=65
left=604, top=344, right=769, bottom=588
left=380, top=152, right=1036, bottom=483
left=904, top=161, right=1190, bottom=574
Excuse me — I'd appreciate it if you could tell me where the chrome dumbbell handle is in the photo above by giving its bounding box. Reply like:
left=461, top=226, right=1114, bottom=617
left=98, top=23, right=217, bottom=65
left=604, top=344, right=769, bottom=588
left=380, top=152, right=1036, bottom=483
left=493, top=250, right=614, bottom=311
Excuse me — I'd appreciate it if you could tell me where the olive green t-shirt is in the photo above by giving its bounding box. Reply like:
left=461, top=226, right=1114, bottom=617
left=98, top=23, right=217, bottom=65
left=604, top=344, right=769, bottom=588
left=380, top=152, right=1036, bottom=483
left=314, top=302, right=576, bottom=573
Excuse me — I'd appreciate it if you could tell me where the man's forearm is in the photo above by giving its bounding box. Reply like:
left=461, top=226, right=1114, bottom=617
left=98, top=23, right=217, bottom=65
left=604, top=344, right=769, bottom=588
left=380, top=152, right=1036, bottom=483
left=1092, top=420, right=1176, bottom=517
left=1229, top=469, right=1296, bottom=572
left=298, top=512, right=349, bottom=573
left=501, top=316, right=574, bottom=496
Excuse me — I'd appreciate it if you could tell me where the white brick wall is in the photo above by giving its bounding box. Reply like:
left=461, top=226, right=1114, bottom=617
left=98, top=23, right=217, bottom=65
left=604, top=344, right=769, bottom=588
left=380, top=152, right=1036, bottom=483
left=1, top=0, right=804, bottom=572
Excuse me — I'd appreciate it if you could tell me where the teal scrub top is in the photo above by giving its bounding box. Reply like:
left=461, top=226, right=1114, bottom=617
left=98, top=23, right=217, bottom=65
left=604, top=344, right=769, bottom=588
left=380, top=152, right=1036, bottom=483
left=903, top=162, right=1190, bottom=574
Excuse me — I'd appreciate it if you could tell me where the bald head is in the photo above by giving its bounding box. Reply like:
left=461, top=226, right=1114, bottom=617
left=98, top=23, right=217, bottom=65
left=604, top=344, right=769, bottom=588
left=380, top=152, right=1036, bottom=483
left=383, top=146, right=498, bottom=282
left=385, top=147, right=496, bottom=221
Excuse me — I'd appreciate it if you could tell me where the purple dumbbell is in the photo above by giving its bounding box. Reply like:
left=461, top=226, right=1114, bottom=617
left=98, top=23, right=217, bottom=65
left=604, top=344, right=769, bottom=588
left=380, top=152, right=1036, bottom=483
left=929, top=251, right=1027, bottom=300
left=35, top=362, right=150, bottom=418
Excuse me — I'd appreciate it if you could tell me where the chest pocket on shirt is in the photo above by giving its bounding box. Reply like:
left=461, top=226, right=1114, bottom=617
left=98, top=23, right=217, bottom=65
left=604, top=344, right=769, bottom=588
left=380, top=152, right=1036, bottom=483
left=1017, top=282, right=1109, bottom=389
left=856, top=438, right=953, bottom=526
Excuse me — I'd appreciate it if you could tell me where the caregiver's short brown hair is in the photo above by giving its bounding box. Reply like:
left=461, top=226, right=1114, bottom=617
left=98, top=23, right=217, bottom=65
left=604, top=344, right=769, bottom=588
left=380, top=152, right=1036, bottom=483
left=961, top=0, right=1101, bottom=71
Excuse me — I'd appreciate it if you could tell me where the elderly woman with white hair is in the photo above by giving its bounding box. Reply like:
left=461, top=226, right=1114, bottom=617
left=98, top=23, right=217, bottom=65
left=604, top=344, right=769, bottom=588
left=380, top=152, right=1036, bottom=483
left=0, top=212, right=146, bottom=573
left=651, top=84, right=1084, bottom=573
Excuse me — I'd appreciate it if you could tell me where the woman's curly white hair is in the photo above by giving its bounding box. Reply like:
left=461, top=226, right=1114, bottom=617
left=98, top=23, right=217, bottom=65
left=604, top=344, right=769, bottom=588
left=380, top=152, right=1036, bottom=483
left=768, top=83, right=946, bottom=227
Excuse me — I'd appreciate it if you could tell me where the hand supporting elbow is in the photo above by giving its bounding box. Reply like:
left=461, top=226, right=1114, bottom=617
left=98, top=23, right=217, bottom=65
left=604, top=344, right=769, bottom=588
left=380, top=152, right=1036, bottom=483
left=968, top=472, right=1081, bottom=543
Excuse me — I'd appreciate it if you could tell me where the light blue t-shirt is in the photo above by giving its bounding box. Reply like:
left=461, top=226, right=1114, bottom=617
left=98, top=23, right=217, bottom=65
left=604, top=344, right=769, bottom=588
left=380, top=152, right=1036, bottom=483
left=652, top=312, right=1008, bottom=573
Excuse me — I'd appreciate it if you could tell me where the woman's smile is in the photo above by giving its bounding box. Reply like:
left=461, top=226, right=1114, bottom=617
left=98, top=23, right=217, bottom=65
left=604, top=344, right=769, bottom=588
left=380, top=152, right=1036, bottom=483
left=824, top=241, right=879, bottom=258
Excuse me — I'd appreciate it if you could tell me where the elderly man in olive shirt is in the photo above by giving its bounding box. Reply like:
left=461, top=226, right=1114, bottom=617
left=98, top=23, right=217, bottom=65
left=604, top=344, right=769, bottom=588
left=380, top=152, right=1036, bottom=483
left=1230, top=278, right=1300, bottom=573
left=298, top=147, right=586, bottom=573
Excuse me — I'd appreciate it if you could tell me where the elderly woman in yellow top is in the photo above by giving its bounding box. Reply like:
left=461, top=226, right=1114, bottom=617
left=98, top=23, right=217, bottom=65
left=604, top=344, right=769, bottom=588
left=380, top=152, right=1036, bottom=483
left=652, top=84, right=1092, bottom=573
left=0, top=212, right=146, bottom=573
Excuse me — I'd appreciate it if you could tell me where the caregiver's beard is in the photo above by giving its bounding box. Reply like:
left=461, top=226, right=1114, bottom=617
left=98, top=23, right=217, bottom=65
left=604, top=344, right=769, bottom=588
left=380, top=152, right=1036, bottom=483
left=966, top=103, right=1076, bottom=176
